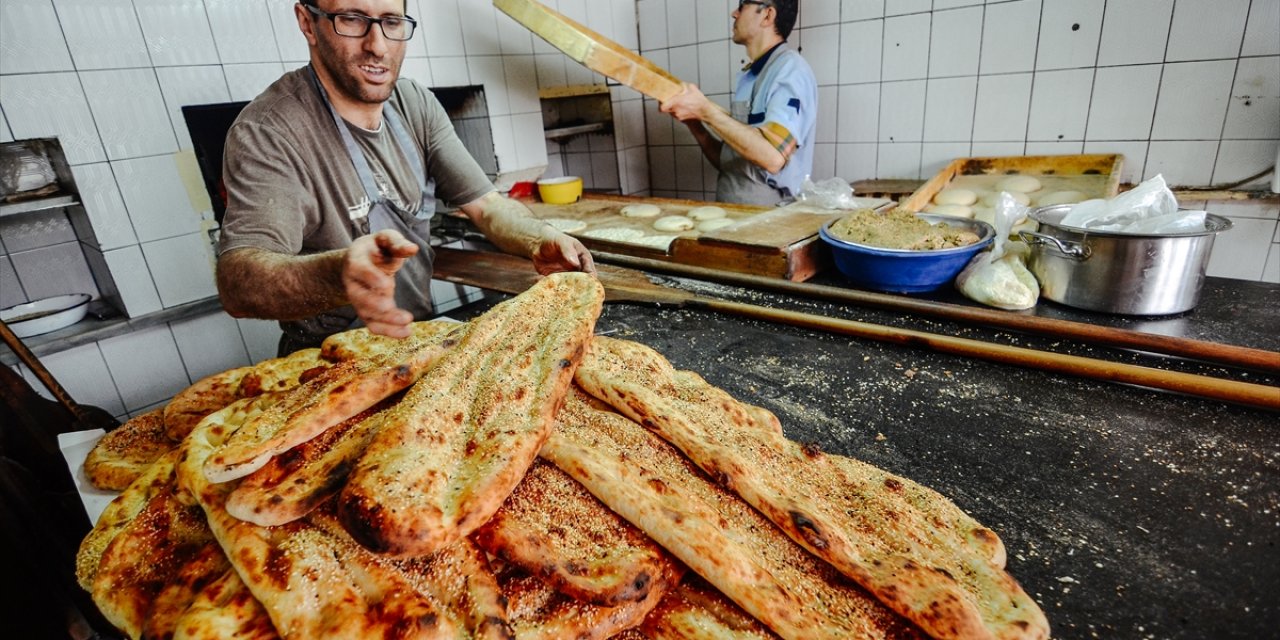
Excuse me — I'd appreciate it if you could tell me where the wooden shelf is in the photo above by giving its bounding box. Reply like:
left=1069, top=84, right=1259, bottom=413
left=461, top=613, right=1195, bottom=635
left=544, top=122, right=610, bottom=141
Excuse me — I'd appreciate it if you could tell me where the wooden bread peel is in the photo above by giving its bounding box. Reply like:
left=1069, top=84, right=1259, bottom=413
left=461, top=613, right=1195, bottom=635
left=431, top=247, right=1280, bottom=412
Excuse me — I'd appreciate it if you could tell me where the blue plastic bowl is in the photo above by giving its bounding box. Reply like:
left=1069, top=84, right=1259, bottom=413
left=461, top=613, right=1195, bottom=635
left=819, top=214, right=995, bottom=293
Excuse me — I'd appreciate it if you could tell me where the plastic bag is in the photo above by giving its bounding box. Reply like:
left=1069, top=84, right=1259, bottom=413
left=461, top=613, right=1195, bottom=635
left=955, top=192, right=1039, bottom=310
left=0, top=144, right=56, bottom=197
left=794, top=176, right=860, bottom=210
left=1058, top=174, right=1206, bottom=234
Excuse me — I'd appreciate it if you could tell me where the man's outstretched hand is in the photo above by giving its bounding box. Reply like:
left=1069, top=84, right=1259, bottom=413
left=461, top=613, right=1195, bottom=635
left=343, top=230, right=419, bottom=338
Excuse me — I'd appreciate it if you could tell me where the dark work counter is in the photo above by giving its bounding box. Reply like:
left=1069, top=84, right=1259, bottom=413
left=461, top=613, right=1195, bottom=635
left=455, top=273, right=1279, bottom=640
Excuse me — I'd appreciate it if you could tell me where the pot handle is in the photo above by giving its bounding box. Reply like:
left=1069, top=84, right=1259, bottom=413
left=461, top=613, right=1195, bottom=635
left=1018, top=230, right=1091, bottom=261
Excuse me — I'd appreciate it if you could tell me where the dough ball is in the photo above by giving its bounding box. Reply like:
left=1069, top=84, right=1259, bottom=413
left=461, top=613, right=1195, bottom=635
left=581, top=227, right=646, bottom=242
left=653, top=215, right=696, bottom=232
left=696, top=218, right=735, bottom=232
left=541, top=218, right=587, bottom=233
left=933, top=188, right=978, bottom=206
left=1034, top=190, right=1087, bottom=207
left=996, top=175, right=1042, bottom=193
left=620, top=203, right=662, bottom=218
left=924, top=204, right=975, bottom=219
left=982, top=190, right=1031, bottom=207
left=633, top=234, right=679, bottom=250
left=687, top=206, right=727, bottom=221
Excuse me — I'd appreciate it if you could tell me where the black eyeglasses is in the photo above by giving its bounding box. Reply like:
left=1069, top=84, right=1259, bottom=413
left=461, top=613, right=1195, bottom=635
left=738, top=0, right=773, bottom=10
left=302, top=3, right=417, bottom=41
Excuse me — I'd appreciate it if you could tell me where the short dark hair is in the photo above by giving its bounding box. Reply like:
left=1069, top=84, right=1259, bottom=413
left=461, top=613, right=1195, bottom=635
left=300, top=0, right=408, bottom=13
left=773, top=0, right=798, bottom=40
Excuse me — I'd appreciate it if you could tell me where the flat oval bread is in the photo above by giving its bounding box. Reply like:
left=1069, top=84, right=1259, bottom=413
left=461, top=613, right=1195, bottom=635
left=320, top=319, right=463, bottom=362
left=575, top=337, right=1048, bottom=640
left=172, top=570, right=280, bottom=640
left=164, top=365, right=253, bottom=441
left=76, top=448, right=181, bottom=590
left=497, top=562, right=674, bottom=640
left=641, top=575, right=780, bottom=639
left=236, top=348, right=326, bottom=398
left=85, top=408, right=176, bottom=491
left=338, top=271, right=604, bottom=557
left=474, top=459, right=680, bottom=606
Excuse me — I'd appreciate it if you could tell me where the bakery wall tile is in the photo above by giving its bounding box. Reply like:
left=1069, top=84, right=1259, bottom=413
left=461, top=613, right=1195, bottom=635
left=877, top=142, right=922, bottom=179
left=169, top=310, right=251, bottom=382
left=1082, top=140, right=1148, bottom=185
left=154, top=65, right=233, bottom=151
left=80, top=69, right=178, bottom=161
left=972, top=72, right=1032, bottom=142
left=101, top=244, right=161, bottom=317
left=843, top=0, right=883, bottom=21
left=1144, top=140, right=1218, bottom=185
left=0, top=257, right=25, bottom=308
left=933, top=0, right=984, bottom=9
left=54, top=0, right=150, bottom=71
left=611, top=0, right=641, bottom=51
left=801, top=25, right=842, bottom=86
left=512, top=112, right=548, bottom=171
left=970, top=141, right=1026, bottom=157
left=141, top=231, right=217, bottom=308
left=638, top=0, right=669, bottom=51
left=223, top=63, right=287, bottom=102
left=645, top=101, right=675, bottom=146
left=458, top=1, right=501, bottom=56
left=881, top=13, right=931, bottom=81
left=836, top=142, right=878, bottom=183
left=1085, top=64, right=1161, bottom=141
left=0, top=73, right=107, bottom=165
left=422, top=0, right=466, bottom=57
left=430, top=57, right=472, bottom=87
left=134, top=0, right=220, bottom=68
left=1096, top=0, right=1172, bottom=67
left=68, top=163, right=136, bottom=252
left=921, top=141, right=971, bottom=176
left=399, top=59, right=434, bottom=91
left=0, top=0, right=74, bottom=74
left=1262, top=244, right=1280, bottom=284
left=674, top=146, right=705, bottom=192
left=1026, top=68, right=1093, bottom=142
left=1205, top=214, right=1276, bottom=281
left=113, top=155, right=203, bottom=243
left=698, top=40, right=734, bottom=95
left=802, top=0, right=841, bottom=28
left=33, top=343, right=126, bottom=417
left=1242, top=0, right=1280, bottom=57
left=1213, top=140, right=1280, bottom=189
left=979, top=0, right=1041, bottom=75
left=923, top=76, right=978, bottom=142
left=928, top=7, right=982, bottom=79
left=235, top=317, right=282, bottom=364
left=837, top=83, right=880, bottom=143
left=267, top=1, right=310, bottom=64
left=0, top=209, right=77, bottom=253
left=839, top=19, right=883, bottom=84
left=884, top=0, right=930, bottom=17
left=1222, top=56, right=1280, bottom=140
left=0, top=111, right=11, bottom=143
left=1165, top=0, right=1249, bottom=62
left=878, top=80, right=926, bottom=143
left=666, top=0, right=698, bottom=48
left=98, top=325, right=189, bottom=411
left=1150, top=60, right=1235, bottom=141
left=813, top=142, right=837, bottom=179
left=1034, top=0, right=1103, bottom=71
left=205, top=0, right=279, bottom=64
left=8, top=241, right=98, bottom=301
left=816, top=85, right=839, bottom=144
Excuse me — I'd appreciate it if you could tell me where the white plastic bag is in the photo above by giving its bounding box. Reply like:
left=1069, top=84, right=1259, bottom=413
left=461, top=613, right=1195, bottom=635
left=794, top=176, right=859, bottom=210
left=1059, top=174, right=1206, bottom=234
left=955, top=192, right=1039, bottom=310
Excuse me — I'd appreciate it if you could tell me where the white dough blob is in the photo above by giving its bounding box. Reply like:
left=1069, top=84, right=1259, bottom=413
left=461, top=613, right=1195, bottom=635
left=620, top=203, right=662, bottom=218
left=688, top=206, right=727, bottom=221
left=542, top=218, right=587, bottom=233
left=696, top=218, right=735, bottom=232
left=996, top=176, right=1042, bottom=193
left=653, top=215, right=696, bottom=232
left=933, top=188, right=978, bottom=206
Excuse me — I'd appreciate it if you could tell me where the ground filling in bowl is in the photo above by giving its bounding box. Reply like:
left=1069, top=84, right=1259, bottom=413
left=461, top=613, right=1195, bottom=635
left=829, top=208, right=981, bottom=250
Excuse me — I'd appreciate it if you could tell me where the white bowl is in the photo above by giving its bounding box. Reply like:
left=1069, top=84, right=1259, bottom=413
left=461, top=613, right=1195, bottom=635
left=1, top=293, right=92, bottom=338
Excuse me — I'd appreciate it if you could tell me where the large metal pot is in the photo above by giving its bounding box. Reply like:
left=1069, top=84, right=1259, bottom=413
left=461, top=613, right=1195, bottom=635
left=1020, top=204, right=1233, bottom=315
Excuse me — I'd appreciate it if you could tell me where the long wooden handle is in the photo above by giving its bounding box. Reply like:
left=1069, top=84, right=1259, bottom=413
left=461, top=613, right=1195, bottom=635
left=691, top=298, right=1280, bottom=412
left=596, top=252, right=1280, bottom=374
left=0, top=319, right=94, bottom=423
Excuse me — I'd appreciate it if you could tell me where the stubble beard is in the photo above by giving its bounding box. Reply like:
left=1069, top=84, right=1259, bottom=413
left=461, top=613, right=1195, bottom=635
left=316, top=37, right=401, bottom=105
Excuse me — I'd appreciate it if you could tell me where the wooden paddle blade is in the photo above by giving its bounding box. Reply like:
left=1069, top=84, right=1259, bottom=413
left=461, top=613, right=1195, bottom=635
left=431, top=247, right=694, bottom=307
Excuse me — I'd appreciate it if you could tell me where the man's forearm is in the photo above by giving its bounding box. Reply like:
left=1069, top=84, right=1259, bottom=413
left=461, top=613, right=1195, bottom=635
left=686, top=121, right=724, bottom=169
left=462, top=192, right=550, bottom=259
left=701, top=108, right=786, bottom=174
left=217, top=247, right=348, bottom=320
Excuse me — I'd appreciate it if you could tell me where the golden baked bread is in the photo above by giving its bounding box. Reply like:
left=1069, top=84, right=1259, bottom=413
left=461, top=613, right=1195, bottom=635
left=163, top=365, right=252, bottom=442
left=84, top=408, right=175, bottom=491
left=640, top=575, right=780, bottom=639
left=319, top=319, right=462, bottom=362
left=235, top=348, right=327, bottom=398
left=76, top=448, right=180, bottom=590
left=172, top=570, right=280, bottom=640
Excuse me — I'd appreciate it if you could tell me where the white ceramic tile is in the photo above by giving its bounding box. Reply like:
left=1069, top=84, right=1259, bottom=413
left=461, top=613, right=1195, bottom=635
left=591, top=150, right=620, bottom=190
left=647, top=146, right=676, bottom=193
left=69, top=163, right=136, bottom=251
left=1024, top=140, right=1084, bottom=155
left=564, top=61, right=599, bottom=87
left=923, top=76, right=977, bottom=141
left=698, top=40, right=733, bottom=94
left=0, top=111, right=10, bottom=143
left=692, top=0, right=727, bottom=43
left=884, top=0, right=930, bottom=16
left=838, top=19, right=883, bottom=84
left=205, top=0, right=282, bottom=64
left=622, top=146, right=651, bottom=195
left=53, top=0, right=151, bottom=70
left=666, top=0, right=698, bottom=47
left=837, top=83, right=880, bottom=143
left=1151, top=60, right=1235, bottom=140
left=169, top=311, right=251, bottom=381
left=0, top=257, right=25, bottom=308
left=1208, top=200, right=1280, bottom=221
left=979, top=0, right=1041, bottom=75
left=557, top=0, right=589, bottom=27
left=674, top=146, right=705, bottom=192
left=1082, top=140, right=1148, bottom=184
left=835, top=142, right=877, bottom=181
left=563, top=152, right=593, bottom=187
left=800, top=25, right=841, bottom=86
left=645, top=100, right=675, bottom=146
left=512, top=112, right=548, bottom=170
left=842, top=0, right=883, bottom=21
left=223, top=62, right=286, bottom=102
left=815, top=85, right=838, bottom=144
left=468, top=56, right=509, bottom=116
left=154, top=65, right=232, bottom=151
left=0, top=73, right=106, bottom=165
left=972, top=72, right=1032, bottom=141
left=399, top=58, right=433, bottom=90
left=112, top=155, right=203, bottom=243
left=1223, top=56, right=1280, bottom=140
left=1165, top=0, right=1249, bottom=62
left=881, top=13, right=930, bottom=81
left=101, top=244, right=162, bottom=317
left=928, top=7, right=982, bottom=78
left=236, top=317, right=281, bottom=363
left=141, top=232, right=217, bottom=308
left=0, top=209, right=75, bottom=252
left=800, top=0, right=840, bottom=27
left=497, top=5, right=536, bottom=56
left=921, top=141, right=971, bottom=177
left=458, top=1, right=501, bottom=56
left=1262, top=244, right=1280, bottom=284
left=672, top=119, right=697, bottom=147
left=422, top=0, right=465, bottom=57
left=877, top=80, right=925, bottom=142
left=933, top=0, right=983, bottom=8
left=79, top=69, right=178, bottom=160
left=1085, top=64, right=1161, bottom=140
left=1143, top=140, right=1218, bottom=185
left=668, top=45, right=700, bottom=87
left=489, top=114, right=517, bottom=174
left=1026, top=68, right=1093, bottom=141
left=611, top=0, right=640, bottom=50
left=1035, top=0, right=1103, bottom=70
left=133, top=0, right=219, bottom=67
left=1242, top=0, right=1280, bottom=57
left=615, top=98, right=647, bottom=149
left=638, top=0, right=668, bottom=51
left=1096, top=0, right=1172, bottom=67
left=0, top=0, right=74, bottom=74
left=37, top=344, right=126, bottom=416
left=9, top=241, right=97, bottom=301
left=812, top=142, right=837, bottom=178
left=533, top=53, right=568, bottom=89
left=877, top=142, right=922, bottom=178
left=503, top=55, right=541, bottom=114
left=266, top=0, right=309, bottom=63
left=1214, top=140, right=1280, bottom=188
left=970, top=141, right=1025, bottom=157
left=99, top=325, right=188, bottom=411
left=430, top=57, right=472, bottom=87
left=1206, top=215, right=1276, bottom=280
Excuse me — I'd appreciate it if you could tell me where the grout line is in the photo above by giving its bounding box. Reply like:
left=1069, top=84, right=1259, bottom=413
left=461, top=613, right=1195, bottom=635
left=1140, top=0, right=1177, bottom=182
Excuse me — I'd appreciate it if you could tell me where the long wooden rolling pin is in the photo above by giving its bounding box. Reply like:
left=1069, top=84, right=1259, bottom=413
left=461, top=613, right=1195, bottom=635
left=593, top=251, right=1280, bottom=375
left=431, top=248, right=1280, bottom=412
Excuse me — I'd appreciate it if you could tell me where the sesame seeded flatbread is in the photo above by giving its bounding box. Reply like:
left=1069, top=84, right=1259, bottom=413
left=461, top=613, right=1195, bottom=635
left=85, top=408, right=176, bottom=491
left=319, top=319, right=462, bottom=362
left=172, top=570, right=280, bottom=640
left=640, top=575, right=781, bottom=640
left=497, top=561, right=675, bottom=640
left=76, top=448, right=181, bottom=590
left=236, top=348, right=327, bottom=398
left=164, top=366, right=253, bottom=442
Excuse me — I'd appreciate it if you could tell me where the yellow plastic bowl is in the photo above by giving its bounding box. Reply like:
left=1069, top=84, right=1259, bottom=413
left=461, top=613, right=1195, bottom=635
left=537, top=176, right=583, bottom=204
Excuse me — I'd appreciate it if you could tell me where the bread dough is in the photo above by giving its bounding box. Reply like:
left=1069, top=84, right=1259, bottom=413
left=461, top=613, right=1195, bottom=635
left=542, top=218, right=587, bottom=233
left=982, top=191, right=1031, bottom=207
left=620, top=204, right=662, bottom=218
left=1034, top=190, right=1087, bottom=207
left=687, top=206, right=727, bottom=221
left=933, top=188, right=978, bottom=207
left=696, top=218, right=735, bottom=232
left=924, top=204, right=975, bottom=219
left=633, top=234, right=679, bottom=250
left=996, top=176, right=1042, bottom=193
left=653, top=215, right=696, bottom=232
left=581, top=227, right=646, bottom=242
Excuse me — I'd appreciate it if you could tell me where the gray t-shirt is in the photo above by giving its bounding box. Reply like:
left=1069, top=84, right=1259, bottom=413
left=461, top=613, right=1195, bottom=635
left=219, top=66, right=494, bottom=342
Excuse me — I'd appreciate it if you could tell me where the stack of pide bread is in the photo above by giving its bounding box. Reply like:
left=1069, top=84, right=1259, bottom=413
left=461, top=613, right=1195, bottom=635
left=76, top=272, right=1050, bottom=640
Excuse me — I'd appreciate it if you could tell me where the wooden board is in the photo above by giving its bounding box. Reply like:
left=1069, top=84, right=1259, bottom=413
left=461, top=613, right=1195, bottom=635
left=524, top=194, right=891, bottom=281
left=494, top=0, right=683, bottom=101
left=901, top=154, right=1124, bottom=212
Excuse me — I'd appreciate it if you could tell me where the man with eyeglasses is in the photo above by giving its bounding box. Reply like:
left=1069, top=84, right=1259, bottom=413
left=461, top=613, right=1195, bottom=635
left=660, top=0, right=816, bottom=206
left=217, top=0, right=595, bottom=355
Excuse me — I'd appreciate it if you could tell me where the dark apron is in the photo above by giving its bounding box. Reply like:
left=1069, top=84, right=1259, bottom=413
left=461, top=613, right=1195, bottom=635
left=716, top=49, right=789, bottom=206
left=278, top=68, right=437, bottom=356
